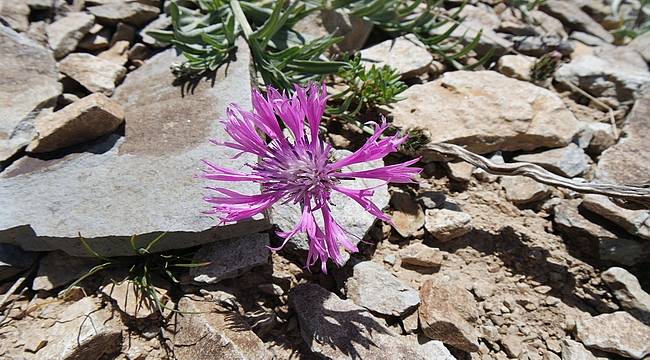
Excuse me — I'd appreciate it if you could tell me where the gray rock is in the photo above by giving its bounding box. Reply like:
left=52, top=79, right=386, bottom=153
left=399, top=242, right=443, bottom=269
left=78, top=24, right=112, bottom=51
left=0, top=25, right=61, bottom=162
left=576, top=311, right=650, bottom=359
left=446, top=162, right=474, bottom=182
left=174, top=296, right=269, bottom=360
left=0, top=0, right=29, bottom=32
left=46, top=12, right=95, bottom=59
left=500, top=176, right=550, bottom=205
left=582, top=195, right=650, bottom=240
left=425, top=208, right=472, bottom=242
left=128, top=42, right=149, bottom=62
left=392, top=71, right=581, bottom=154
left=541, top=0, right=614, bottom=42
left=513, top=143, right=590, bottom=178
left=26, top=0, right=53, bottom=10
left=496, top=54, right=536, bottom=81
left=562, top=339, right=608, bottom=360
left=360, top=35, right=433, bottom=79
left=596, top=98, right=650, bottom=187
left=576, top=121, right=617, bottom=155
left=140, top=14, right=171, bottom=48
left=38, top=297, right=123, bottom=360
left=390, top=190, right=425, bottom=238
left=0, top=243, right=36, bottom=281
left=529, top=10, right=567, bottom=38
left=601, top=267, right=650, bottom=319
left=293, top=9, right=372, bottom=53
left=553, top=200, right=648, bottom=266
left=344, top=261, right=420, bottom=317
left=58, top=53, right=127, bottom=96
left=570, top=31, right=609, bottom=47
left=417, top=190, right=446, bottom=209
left=27, top=93, right=124, bottom=153
left=191, top=233, right=269, bottom=284
left=0, top=44, right=270, bottom=257
left=32, top=251, right=99, bottom=291
left=419, top=277, right=480, bottom=352
left=629, top=31, right=650, bottom=63
left=555, top=51, right=650, bottom=103
left=88, top=2, right=160, bottom=27
left=111, top=22, right=135, bottom=45
left=511, top=35, right=574, bottom=57
left=290, top=283, right=442, bottom=359
left=431, top=4, right=512, bottom=56
left=272, top=150, right=389, bottom=265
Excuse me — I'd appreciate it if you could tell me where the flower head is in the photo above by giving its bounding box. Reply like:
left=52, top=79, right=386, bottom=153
left=203, top=83, right=421, bottom=272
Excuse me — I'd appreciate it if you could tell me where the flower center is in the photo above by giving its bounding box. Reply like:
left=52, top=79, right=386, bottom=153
left=253, top=141, right=336, bottom=203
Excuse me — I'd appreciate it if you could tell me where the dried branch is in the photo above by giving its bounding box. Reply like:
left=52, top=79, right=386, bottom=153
left=416, top=142, right=650, bottom=207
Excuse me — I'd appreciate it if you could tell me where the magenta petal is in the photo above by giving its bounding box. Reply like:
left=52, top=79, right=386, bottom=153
left=337, top=158, right=422, bottom=183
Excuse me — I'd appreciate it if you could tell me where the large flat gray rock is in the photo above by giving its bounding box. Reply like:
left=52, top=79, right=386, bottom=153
left=0, top=44, right=270, bottom=256
left=0, top=25, right=61, bottom=162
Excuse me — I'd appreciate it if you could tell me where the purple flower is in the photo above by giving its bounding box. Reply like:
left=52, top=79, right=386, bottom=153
left=203, top=83, right=421, bottom=272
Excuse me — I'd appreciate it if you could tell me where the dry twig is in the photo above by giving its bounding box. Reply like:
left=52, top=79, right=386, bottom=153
left=416, top=143, right=650, bottom=207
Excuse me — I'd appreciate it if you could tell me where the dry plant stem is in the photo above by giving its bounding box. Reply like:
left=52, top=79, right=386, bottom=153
left=0, top=275, right=28, bottom=312
left=418, top=143, right=650, bottom=207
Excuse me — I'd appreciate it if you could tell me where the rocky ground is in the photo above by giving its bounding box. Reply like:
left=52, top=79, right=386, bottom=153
left=1, top=0, right=650, bottom=359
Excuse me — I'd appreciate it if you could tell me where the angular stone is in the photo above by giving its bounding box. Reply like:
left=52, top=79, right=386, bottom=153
left=529, top=10, right=567, bottom=38
left=419, top=277, right=480, bottom=352
left=399, top=242, right=443, bottom=269
left=101, top=281, right=166, bottom=319
left=272, top=150, right=388, bottom=265
left=46, top=12, right=95, bottom=59
left=140, top=14, right=171, bottom=48
left=78, top=25, right=112, bottom=51
left=553, top=200, right=648, bottom=266
left=0, top=243, right=36, bottom=281
left=290, top=283, right=439, bottom=359
left=26, top=0, right=53, bottom=10
left=512, top=34, right=574, bottom=58
left=577, top=121, right=617, bottom=155
left=425, top=208, right=472, bottom=242
left=496, top=54, right=536, bottom=81
left=0, top=0, right=29, bottom=32
left=111, top=22, right=135, bottom=45
left=0, top=44, right=269, bottom=256
left=37, top=297, right=123, bottom=360
left=446, top=162, right=474, bottom=182
left=513, top=144, right=590, bottom=178
left=173, top=297, right=269, bottom=360
left=88, top=2, right=160, bottom=27
left=128, top=42, right=149, bottom=62
left=390, top=190, right=425, bottom=238
left=629, top=31, right=650, bottom=63
left=0, top=25, right=61, bottom=162
left=360, top=35, right=433, bottom=78
left=555, top=52, right=650, bottom=103
left=98, top=40, right=130, bottom=65
left=293, top=9, right=372, bottom=53
left=191, top=233, right=269, bottom=284
left=601, top=267, right=650, bottom=318
left=392, top=71, right=581, bottom=154
left=596, top=98, right=650, bottom=187
left=59, top=53, right=127, bottom=96
left=562, top=339, right=607, bottom=360
left=500, top=176, right=550, bottom=205
left=32, top=251, right=99, bottom=291
left=541, top=0, right=613, bottom=42
left=344, top=261, right=420, bottom=317
left=27, top=94, right=124, bottom=153
left=417, top=190, right=446, bottom=209
left=582, top=195, right=650, bottom=240
left=431, top=4, right=512, bottom=56
left=576, top=312, right=650, bottom=359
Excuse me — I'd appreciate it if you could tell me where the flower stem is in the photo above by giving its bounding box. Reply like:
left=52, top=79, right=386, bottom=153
left=229, top=0, right=254, bottom=40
